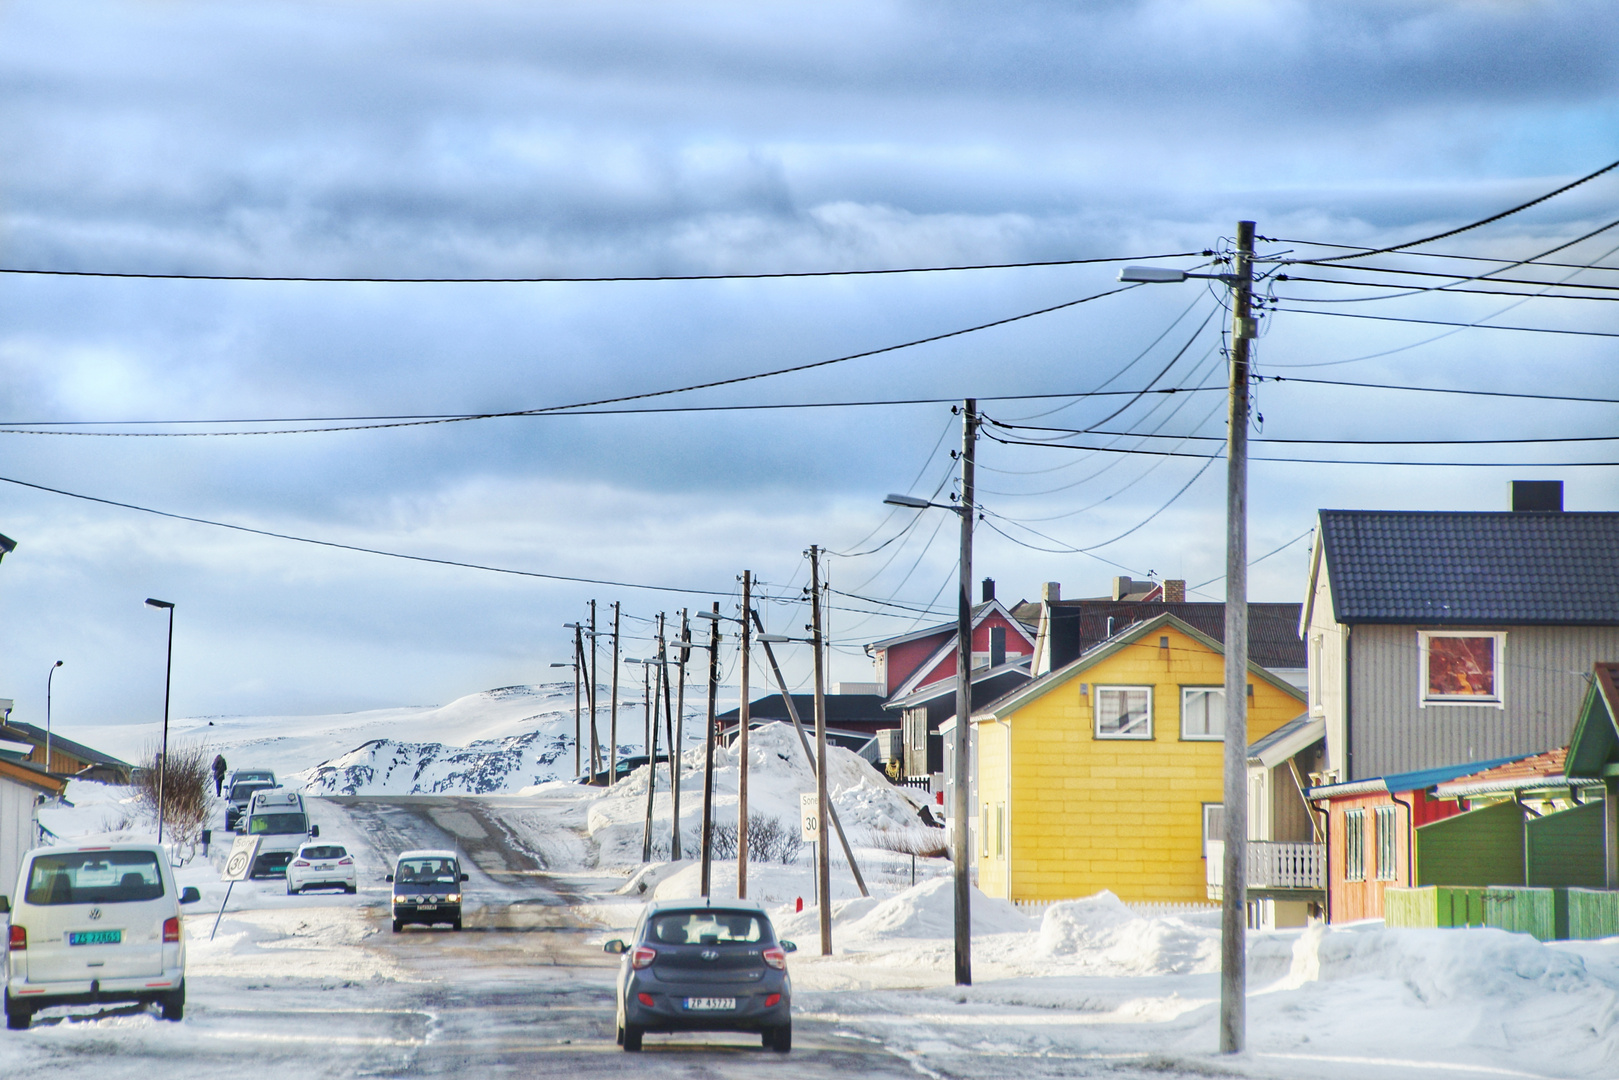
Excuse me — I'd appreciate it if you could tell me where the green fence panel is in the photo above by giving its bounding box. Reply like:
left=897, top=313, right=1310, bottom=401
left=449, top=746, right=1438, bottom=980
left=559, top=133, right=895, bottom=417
left=1526, top=801, right=1605, bottom=888
left=1384, top=887, right=1437, bottom=928
left=1417, top=801, right=1525, bottom=888
left=1482, top=885, right=1557, bottom=941
left=1437, top=886, right=1485, bottom=928
left=1566, top=889, right=1619, bottom=940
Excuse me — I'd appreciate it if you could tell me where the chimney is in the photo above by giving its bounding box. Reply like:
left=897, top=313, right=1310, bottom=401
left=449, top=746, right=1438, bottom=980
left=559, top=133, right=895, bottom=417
left=1112, top=576, right=1134, bottom=601
left=1511, top=480, right=1563, bottom=513
left=1162, top=579, right=1185, bottom=603
left=981, top=577, right=995, bottom=603
left=1042, top=581, right=1061, bottom=603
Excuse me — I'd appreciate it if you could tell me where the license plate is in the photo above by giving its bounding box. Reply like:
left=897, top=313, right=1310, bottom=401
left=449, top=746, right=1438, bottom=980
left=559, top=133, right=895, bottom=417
left=317, top=864, right=333, bottom=870
left=684, top=997, right=736, bottom=1011
left=417, top=904, right=437, bottom=911
left=68, top=930, right=122, bottom=946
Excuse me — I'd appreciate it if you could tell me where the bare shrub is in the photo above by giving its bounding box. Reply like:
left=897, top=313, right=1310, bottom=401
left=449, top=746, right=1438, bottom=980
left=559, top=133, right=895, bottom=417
left=705, top=813, right=802, bottom=864
left=134, top=739, right=213, bottom=860
left=865, top=827, right=948, bottom=859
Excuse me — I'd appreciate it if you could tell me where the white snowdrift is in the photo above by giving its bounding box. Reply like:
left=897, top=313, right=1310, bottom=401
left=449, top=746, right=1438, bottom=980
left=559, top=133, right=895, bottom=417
left=1036, top=890, right=1220, bottom=975
left=772, top=876, right=1031, bottom=948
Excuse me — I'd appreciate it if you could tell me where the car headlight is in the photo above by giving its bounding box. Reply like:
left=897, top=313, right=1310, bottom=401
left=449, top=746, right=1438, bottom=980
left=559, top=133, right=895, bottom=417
left=446, top=894, right=461, bottom=903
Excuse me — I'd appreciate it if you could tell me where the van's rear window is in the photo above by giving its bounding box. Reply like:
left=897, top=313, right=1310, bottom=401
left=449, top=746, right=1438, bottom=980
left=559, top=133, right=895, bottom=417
left=26, top=851, right=164, bottom=905
left=249, top=813, right=308, bottom=835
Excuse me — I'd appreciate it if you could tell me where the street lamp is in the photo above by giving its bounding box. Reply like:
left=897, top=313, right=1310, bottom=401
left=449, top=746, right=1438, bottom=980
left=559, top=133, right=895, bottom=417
left=1120, top=223, right=1258, bottom=1055
left=881, top=397, right=978, bottom=989
left=45, top=660, right=63, bottom=773
left=145, top=598, right=176, bottom=845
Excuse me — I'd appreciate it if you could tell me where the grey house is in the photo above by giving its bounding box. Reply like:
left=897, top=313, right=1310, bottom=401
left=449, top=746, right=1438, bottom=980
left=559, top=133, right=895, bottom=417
left=1302, top=484, right=1619, bottom=782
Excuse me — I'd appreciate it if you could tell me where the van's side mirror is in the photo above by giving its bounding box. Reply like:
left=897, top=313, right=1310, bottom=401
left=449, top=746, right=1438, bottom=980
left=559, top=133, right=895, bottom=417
left=309, top=825, right=320, bottom=838
left=0, top=895, right=9, bottom=914
left=460, top=873, right=469, bottom=882
left=603, top=939, right=627, bottom=954
left=780, top=940, right=797, bottom=953
left=385, top=873, right=394, bottom=882
left=180, top=887, right=201, bottom=904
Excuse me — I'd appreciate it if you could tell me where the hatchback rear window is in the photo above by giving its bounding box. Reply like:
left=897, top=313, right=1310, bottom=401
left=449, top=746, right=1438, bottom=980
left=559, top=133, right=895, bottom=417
left=26, top=851, right=165, bottom=905
left=300, top=846, right=347, bottom=860
left=649, top=911, right=769, bottom=945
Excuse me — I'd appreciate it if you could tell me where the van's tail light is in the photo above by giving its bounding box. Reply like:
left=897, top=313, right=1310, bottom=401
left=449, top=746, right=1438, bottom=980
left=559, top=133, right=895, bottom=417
left=163, top=917, right=181, bottom=943
left=8, top=925, right=24, bottom=951
left=762, top=946, right=787, bottom=970
left=630, top=946, right=657, bottom=969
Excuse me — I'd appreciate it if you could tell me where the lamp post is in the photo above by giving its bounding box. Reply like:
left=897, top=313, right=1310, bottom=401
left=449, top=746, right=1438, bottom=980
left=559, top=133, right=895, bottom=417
left=144, top=598, right=175, bottom=845
left=1119, top=222, right=1257, bottom=1054
left=45, top=660, right=63, bottom=773
left=884, top=397, right=977, bottom=987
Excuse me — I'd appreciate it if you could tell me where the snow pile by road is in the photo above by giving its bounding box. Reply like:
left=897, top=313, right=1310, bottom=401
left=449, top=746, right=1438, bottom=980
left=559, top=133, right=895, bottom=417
left=772, top=876, right=1031, bottom=948
left=579, top=721, right=933, bottom=870
left=1036, top=890, right=1220, bottom=975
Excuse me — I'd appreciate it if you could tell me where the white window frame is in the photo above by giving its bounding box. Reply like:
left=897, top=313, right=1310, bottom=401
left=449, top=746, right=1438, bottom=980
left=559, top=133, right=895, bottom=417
left=1374, top=804, right=1399, bottom=881
left=1344, top=809, right=1366, bottom=882
left=1202, top=802, right=1223, bottom=860
left=1180, top=686, right=1225, bottom=741
left=1094, top=685, right=1153, bottom=740
left=1418, top=630, right=1506, bottom=708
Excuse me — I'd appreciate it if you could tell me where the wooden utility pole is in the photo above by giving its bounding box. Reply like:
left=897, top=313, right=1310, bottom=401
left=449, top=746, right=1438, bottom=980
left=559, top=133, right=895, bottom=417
left=572, top=623, right=584, bottom=777
left=610, top=602, right=621, bottom=784
left=664, top=616, right=681, bottom=861
left=698, top=603, right=722, bottom=897
left=737, top=571, right=752, bottom=899
left=588, top=600, right=600, bottom=781
left=642, top=615, right=665, bottom=862
left=809, top=546, right=832, bottom=956
left=1221, top=220, right=1257, bottom=1055
left=752, top=610, right=868, bottom=897
left=951, top=399, right=977, bottom=987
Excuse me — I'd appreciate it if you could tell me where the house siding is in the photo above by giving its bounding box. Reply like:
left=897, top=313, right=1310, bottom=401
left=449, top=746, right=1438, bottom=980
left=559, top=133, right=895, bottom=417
left=977, top=623, right=1304, bottom=904
left=1303, top=557, right=1350, bottom=777
left=1347, top=625, right=1619, bottom=779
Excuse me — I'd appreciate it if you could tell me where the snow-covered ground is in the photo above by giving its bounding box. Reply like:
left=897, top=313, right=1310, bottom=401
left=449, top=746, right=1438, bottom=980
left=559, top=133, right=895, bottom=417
left=11, top=699, right=1619, bottom=1078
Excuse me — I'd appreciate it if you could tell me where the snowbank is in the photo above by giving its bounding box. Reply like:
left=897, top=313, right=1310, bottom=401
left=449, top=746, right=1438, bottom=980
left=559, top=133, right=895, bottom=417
left=1036, top=890, right=1220, bottom=975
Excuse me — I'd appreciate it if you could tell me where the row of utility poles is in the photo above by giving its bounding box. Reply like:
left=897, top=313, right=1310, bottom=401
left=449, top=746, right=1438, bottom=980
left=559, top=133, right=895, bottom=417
left=559, top=557, right=870, bottom=959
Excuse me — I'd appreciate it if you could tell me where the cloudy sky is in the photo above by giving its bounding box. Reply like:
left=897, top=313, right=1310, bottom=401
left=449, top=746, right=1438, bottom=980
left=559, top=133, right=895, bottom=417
left=1, top=1, right=1616, bottom=737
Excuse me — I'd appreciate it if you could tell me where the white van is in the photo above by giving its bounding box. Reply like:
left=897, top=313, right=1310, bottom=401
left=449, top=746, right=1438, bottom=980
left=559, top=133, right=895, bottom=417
left=244, top=789, right=319, bottom=878
left=3, top=843, right=200, bottom=1029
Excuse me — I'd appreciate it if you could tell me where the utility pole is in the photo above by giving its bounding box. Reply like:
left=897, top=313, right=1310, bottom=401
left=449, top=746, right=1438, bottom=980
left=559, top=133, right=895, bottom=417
left=698, top=602, right=722, bottom=896
left=642, top=616, right=665, bottom=862
left=672, top=608, right=689, bottom=860
left=809, top=546, right=832, bottom=956
left=572, top=623, right=584, bottom=776
left=588, top=600, right=600, bottom=781
left=610, top=602, right=621, bottom=785
left=664, top=617, right=681, bottom=861
left=737, top=571, right=752, bottom=899
left=1221, top=220, right=1256, bottom=1055
left=951, top=399, right=977, bottom=987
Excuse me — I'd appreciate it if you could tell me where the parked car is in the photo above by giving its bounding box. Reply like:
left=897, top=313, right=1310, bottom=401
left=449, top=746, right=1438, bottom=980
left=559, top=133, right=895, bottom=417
left=224, top=772, right=276, bottom=832
left=387, top=850, right=467, bottom=932
left=604, top=898, right=795, bottom=1052
left=243, top=789, right=319, bottom=878
left=576, top=753, right=669, bottom=786
left=3, top=843, right=201, bottom=1030
left=285, top=843, right=357, bottom=895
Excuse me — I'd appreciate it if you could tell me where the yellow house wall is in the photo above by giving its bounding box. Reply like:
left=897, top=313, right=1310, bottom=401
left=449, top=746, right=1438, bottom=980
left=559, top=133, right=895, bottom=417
left=976, top=626, right=1304, bottom=903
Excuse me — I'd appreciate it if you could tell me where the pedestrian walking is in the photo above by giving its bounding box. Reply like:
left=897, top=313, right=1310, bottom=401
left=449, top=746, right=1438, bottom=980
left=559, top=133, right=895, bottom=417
left=212, top=753, right=227, bottom=797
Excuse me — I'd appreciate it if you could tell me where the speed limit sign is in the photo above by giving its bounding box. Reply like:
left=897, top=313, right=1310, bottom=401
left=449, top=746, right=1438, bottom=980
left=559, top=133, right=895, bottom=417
left=799, top=792, right=821, bottom=843
left=222, top=835, right=261, bottom=882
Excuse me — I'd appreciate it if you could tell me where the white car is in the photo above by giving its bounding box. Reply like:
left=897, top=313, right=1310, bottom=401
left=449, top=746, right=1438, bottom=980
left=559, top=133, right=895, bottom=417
left=3, top=843, right=201, bottom=1030
left=285, top=843, right=357, bottom=895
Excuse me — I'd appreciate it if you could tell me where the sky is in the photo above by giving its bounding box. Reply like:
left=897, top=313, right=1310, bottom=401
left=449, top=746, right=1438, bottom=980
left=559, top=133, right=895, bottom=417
left=1, top=1, right=1617, bottom=738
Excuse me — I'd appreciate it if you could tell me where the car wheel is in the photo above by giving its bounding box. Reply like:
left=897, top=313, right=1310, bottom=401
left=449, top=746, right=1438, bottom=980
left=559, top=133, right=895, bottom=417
left=286, top=883, right=299, bottom=895
left=451, top=917, right=462, bottom=931
left=160, top=985, right=185, bottom=1022
left=345, top=884, right=357, bottom=894
left=761, top=1030, right=773, bottom=1049
left=769, top=1022, right=791, bottom=1053
left=616, top=1024, right=625, bottom=1046
left=622, top=1024, right=643, bottom=1052
left=392, top=919, right=403, bottom=933
left=4, top=995, right=29, bottom=1031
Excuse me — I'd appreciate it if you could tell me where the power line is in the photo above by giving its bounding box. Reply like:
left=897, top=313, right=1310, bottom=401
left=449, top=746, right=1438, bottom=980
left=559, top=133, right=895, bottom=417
left=0, top=474, right=731, bottom=597
left=1276, top=307, right=1619, bottom=339
left=1262, top=375, right=1619, bottom=406
left=981, top=431, right=1619, bottom=467
left=0, top=251, right=1205, bottom=285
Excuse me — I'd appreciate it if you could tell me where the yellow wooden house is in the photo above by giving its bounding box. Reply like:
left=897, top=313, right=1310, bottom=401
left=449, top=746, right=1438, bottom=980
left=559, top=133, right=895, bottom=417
left=973, top=611, right=1306, bottom=903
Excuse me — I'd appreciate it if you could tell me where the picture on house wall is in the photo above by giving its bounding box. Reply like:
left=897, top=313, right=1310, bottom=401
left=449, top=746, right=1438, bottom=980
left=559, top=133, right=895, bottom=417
left=1425, top=635, right=1496, bottom=698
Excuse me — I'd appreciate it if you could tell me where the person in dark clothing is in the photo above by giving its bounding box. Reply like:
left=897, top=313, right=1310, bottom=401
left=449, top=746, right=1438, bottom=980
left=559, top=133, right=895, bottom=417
left=212, top=754, right=228, bottom=797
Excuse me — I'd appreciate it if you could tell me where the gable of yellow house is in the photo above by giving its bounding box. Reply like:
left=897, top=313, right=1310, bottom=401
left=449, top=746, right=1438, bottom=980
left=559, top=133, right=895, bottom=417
left=973, top=611, right=1305, bottom=904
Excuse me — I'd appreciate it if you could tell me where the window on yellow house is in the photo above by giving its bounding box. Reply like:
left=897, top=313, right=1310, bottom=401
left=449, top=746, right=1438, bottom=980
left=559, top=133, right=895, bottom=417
left=1181, top=687, right=1224, bottom=740
left=1095, top=686, right=1152, bottom=739
left=994, top=803, right=1005, bottom=858
left=980, top=803, right=990, bottom=858
left=1202, top=803, right=1223, bottom=859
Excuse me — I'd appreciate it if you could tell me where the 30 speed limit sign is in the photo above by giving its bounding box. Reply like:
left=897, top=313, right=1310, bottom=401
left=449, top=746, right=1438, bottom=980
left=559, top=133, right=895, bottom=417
left=222, top=835, right=261, bottom=882
left=799, top=792, right=821, bottom=843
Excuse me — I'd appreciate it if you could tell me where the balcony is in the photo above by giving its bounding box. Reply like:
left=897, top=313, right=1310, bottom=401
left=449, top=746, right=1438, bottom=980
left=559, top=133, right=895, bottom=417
left=1206, top=840, right=1325, bottom=902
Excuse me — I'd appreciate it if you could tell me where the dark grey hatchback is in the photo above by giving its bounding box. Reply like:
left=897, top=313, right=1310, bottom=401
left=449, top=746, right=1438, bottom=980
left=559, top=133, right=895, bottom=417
left=604, top=899, right=796, bottom=1052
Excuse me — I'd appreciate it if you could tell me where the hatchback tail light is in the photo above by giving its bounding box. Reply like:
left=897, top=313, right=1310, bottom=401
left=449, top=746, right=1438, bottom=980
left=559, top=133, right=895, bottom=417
left=338, top=858, right=353, bottom=865
left=292, top=860, right=311, bottom=867
left=163, top=917, right=181, bottom=943
left=765, top=993, right=781, bottom=1008
left=762, top=946, right=787, bottom=970
left=8, top=925, right=24, bottom=951
left=630, top=946, right=657, bottom=969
